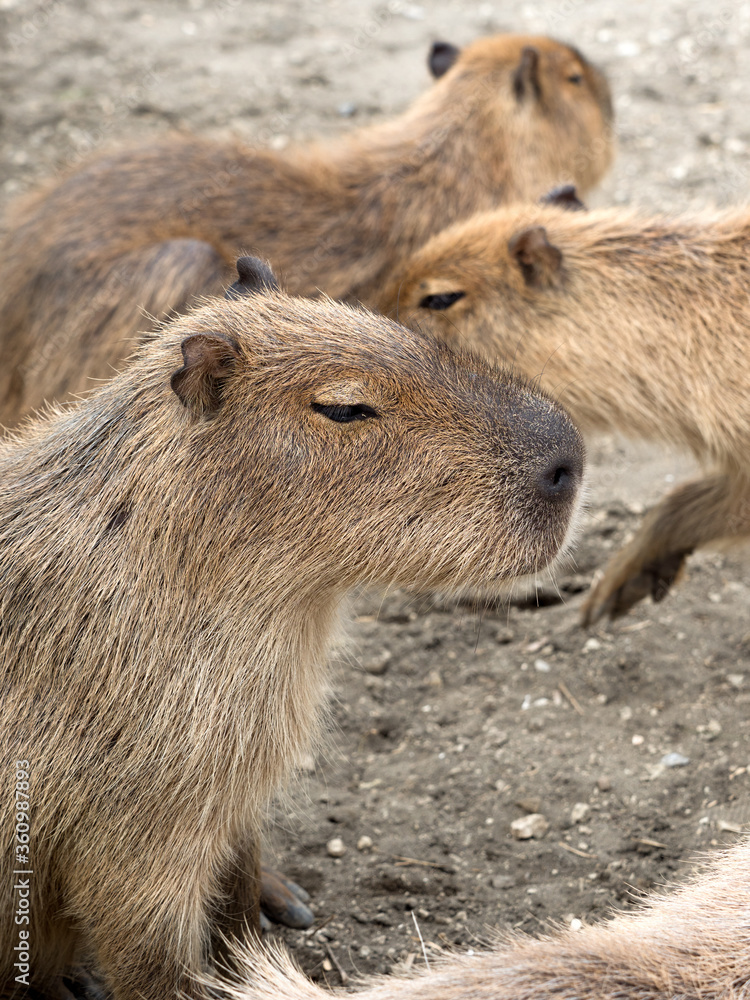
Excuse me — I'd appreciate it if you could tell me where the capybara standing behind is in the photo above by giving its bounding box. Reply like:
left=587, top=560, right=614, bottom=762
left=380, top=202, right=750, bottom=622
left=0, top=34, right=613, bottom=426
left=217, top=839, right=750, bottom=1000
left=0, top=265, right=583, bottom=1000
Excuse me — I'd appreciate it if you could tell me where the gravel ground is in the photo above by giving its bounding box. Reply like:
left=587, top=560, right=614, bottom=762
left=2, top=0, right=750, bottom=989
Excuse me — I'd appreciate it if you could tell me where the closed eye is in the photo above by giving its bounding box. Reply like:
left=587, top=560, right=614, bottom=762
left=418, top=291, right=466, bottom=310
left=311, top=402, right=380, bottom=423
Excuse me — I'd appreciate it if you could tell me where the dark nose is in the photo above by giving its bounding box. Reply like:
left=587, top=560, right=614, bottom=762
left=536, top=452, right=582, bottom=504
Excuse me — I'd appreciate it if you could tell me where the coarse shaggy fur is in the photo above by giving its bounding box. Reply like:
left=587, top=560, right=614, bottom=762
left=0, top=286, right=582, bottom=999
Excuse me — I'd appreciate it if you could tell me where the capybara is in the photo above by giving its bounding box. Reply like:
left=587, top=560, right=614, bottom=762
left=379, top=200, right=750, bottom=622
left=214, top=840, right=750, bottom=1000
left=0, top=34, right=613, bottom=426
left=0, top=261, right=584, bottom=1000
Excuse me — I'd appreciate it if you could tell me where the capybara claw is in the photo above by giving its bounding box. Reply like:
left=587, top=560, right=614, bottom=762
left=261, top=867, right=315, bottom=929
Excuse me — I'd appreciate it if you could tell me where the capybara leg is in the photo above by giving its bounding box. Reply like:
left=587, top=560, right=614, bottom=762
left=260, top=868, right=314, bottom=929
left=581, top=473, right=750, bottom=624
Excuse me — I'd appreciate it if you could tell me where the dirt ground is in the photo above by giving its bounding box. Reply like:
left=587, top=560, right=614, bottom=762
left=2, top=0, right=750, bottom=990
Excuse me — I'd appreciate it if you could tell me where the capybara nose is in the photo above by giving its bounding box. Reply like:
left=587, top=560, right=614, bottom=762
left=536, top=452, right=582, bottom=504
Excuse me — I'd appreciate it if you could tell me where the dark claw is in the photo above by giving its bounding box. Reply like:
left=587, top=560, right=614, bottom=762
left=261, top=866, right=315, bottom=928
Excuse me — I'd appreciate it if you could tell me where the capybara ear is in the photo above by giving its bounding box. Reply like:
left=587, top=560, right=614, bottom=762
left=540, top=184, right=587, bottom=212
left=428, top=41, right=460, bottom=78
left=508, top=226, right=563, bottom=289
left=171, top=333, right=241, bottom=415
left=512, top=46, right=542, bottom=101
left=225, top=256, right=279, bottom=300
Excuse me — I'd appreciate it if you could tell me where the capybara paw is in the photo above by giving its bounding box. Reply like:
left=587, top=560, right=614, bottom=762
left=260, top=866, right=314, bottom=929
left=580, top=550, right=689, bottom=626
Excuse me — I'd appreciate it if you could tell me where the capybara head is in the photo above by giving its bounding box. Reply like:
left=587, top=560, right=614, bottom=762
left=381, top=201, right=606, bottom=360
left=159, top=257, right=584, bottom=594
left=423, top=34, right=614, bottom=195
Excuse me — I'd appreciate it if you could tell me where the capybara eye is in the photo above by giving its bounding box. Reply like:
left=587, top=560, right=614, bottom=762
left=311, top=402, right=380, bottom=423
left=418, top=291, right=466, bottom=310
left=567, top=73, right=583, bottom=84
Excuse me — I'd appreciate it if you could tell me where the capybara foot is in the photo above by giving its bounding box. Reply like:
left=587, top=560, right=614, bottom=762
left=581, top=549, right=689, bottom=626
left=261, top=867, right=314, bottom=929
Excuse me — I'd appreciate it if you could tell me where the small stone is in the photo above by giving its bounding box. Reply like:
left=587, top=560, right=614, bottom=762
left=660, top=752, right=690, bottom=768
left=511, top=813, right=549, bottom=840
left=338, top=101, right=357, bottom=117
left=596, top=776, right=612, bottom=792
left=727, top=674, right=745, bottom=689
left=516, top=797, right=541, bottom=814
left=583, top=637, right=601, bottom=653
left=569, top=917, right=583, bottom=931
left=490, top=874, right=514, bottom=890
left=363, top=650, right=392, bottom=675
left=357, top=835, right=373, bottom=852
left=495, top=626, right=514, bottom=644
left=534, top=658, right=551, bottom=673
left=359, top=945, right=371, bottom=959
left=322, top=958, right=333, bottom=972
left=698, top=720, right=722, bottom=741
left=632, top=734, right=644, bottom=746
left=571, top=802, right=590, bottom=824
left=327, top=837, right=346, bottom=857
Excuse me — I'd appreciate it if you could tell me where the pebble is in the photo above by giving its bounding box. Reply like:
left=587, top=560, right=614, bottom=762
left=534, top=658, right=551, bottom=673
left=490, top=874, right=514, bottom=890
left=359, top=945, right=371, bottom=959
left=495, top=626, right=514, bottom=644
left=583, top=637, right=601, bottom=653
left=338, top=101, right=357, bottom=117
left=516, top=796, right=541, bottom=814
left=570, top=802, right=591, bottom=824
left=698, top=720, right=722, bottom=741
left=327, top=837, right=346, bottom=857
left=660, top=752, right=690, bottom=768
left=363, top=649, right=392, bottom=675
left=510, top=813, right=549, bottom=840
left=632, top=734, right=644, bottom=746
left=596, top=776, right=612, bottom=792
left=357, top=835, right=373, bottom=852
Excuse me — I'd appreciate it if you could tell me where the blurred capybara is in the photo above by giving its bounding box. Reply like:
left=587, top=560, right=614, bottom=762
left=0, top=261, right=583, bottom=1000
left=381, top=201, right=750, bottom=622
left=0, top=34, right=613, bottom=426
left=217, top=840, right=750, bottom=1000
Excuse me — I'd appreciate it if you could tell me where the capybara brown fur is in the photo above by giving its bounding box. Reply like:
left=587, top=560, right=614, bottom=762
left=215, top=840, right=750, bottom=1000
left=380, top=201, right=750, bottom=622
left=0, top=265, right=583, bottom=1000
left=0, top=33, right=613, bottom=426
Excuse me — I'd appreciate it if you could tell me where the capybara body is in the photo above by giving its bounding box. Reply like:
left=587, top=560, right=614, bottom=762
left=382, top=202, right=750, bottom=620
left=0, top=33, right=613, bottom=426
left=0, top=278, right=583, bottom=999
left=217, top=840, right=750, bottom=1000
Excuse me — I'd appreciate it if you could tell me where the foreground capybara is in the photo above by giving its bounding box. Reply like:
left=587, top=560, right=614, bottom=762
left=380, top=201, right=750, bottom=622
left=0, top=34, right=613, bottom=426
left=215, top=840, right=750, bottom=1000
left=0, top=262, right=583, bottom=1000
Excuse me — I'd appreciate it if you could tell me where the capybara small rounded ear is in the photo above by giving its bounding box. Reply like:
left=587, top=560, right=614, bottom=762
left=540, top=184, right=587, bottom=212
left=428, top=41, right=460, bottom=78
left=225, top=256, right=279, bottom=300
left=513, top=46, right=541, bottom=101
left=171, top=333, right=241, bottom=415
left=508, top=227, right=563, bottom=289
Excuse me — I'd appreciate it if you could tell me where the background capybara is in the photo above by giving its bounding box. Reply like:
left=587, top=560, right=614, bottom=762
left=0, top=270, right=583, bottom=999
left=382, top=201, right=750, bottom=621
left=214, top=839, right=750, bottom=1000
left=0, top=34, right=613, bottom=427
